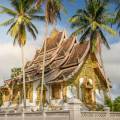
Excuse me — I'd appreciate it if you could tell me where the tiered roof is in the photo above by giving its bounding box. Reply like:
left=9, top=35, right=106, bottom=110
left=2, top=29, right=111, bottom=90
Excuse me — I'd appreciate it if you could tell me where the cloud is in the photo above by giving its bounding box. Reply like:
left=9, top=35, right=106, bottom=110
left=0, top=33, right=45, bottom=81
left=0, top=25, right=58, bottom=83
left=102, top=42, right=120, bottom=98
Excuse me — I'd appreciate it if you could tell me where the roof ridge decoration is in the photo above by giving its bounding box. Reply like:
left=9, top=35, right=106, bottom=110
left=25, top=29, right=65, bottom=71
left=94, top=52, right=111, bottom=88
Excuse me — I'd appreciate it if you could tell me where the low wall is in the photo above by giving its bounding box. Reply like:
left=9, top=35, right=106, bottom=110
left=1, top=99, right=120, bottom=120
left=0, top=111, right=70, bottom=120
left=80, top=111, right=120, bottom=120
left=1, top=111, right=120, bottom=120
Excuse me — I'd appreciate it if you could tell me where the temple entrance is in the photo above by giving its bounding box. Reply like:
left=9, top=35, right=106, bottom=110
left=79, top=78, right=94, bottom=105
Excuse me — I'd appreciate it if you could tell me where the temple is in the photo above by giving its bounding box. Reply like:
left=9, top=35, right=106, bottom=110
left=0, top=29, right=111, bottom=110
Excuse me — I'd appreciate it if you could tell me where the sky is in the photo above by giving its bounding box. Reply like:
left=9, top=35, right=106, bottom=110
left=0, top=0, right=119, bottom=99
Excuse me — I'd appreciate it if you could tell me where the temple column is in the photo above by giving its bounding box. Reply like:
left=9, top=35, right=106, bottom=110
left=79, top=85, right=82, bottom=100
left=79, top=78, right=84, bottom=100
left=2, top=92, right=5, bottom=105
left=49, top=85, right=52, bottom=103
left=61, top=84, right=63, bottom=99
left=91, top=89, right=95, bottom=103
left=33, top=81, right=39, bottom=106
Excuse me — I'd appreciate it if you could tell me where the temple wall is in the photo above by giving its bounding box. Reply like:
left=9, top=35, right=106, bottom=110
left=69, top=55, right=104, bottom=105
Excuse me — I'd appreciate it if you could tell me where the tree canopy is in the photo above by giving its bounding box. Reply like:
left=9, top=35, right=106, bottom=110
left=69, top=0, right=117, bottom=52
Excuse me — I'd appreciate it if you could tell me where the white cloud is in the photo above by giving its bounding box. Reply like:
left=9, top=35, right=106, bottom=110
left=102, top=42, right=120, bottom=98
left=0, top=40, right=42, bottom=82
left=0, top=25, right=58, bottom=83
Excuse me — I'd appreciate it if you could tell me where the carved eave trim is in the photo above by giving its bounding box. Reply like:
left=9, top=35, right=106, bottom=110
left=65, top=41, right=90, bottom=81
left=94, top=52, right=111, bottom=88
left=57, top=37, right=77, bottom=67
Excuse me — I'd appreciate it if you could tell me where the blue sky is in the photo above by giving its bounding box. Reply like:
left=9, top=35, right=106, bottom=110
left=0, top=0, right=119, bottom=99
left=0, top=0, right=85, bottom=44
left=0, top=0, right=119, bottom=44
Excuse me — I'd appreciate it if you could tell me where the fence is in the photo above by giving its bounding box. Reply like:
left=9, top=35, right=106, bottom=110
left=81, top=111, right=120, bottom=120
left=1, top=111, right=120, bottom=120
left=0, top=99, right=120, bottom=120
left=0, top=111, right=70, bottom=120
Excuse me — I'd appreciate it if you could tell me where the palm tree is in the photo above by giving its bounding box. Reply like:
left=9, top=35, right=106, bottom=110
left=34, top=0, right=65, bottom=110
left=69, top=0, right=117, bottom=104
left=69, top=0, right=116, bottom=52
left=0, top=0, right=44, bottom=109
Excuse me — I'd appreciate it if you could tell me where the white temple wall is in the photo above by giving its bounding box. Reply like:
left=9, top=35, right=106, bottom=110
left=32, top=80, right=39, bottom=106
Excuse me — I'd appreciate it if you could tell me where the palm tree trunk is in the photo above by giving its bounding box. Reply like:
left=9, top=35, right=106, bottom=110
left=40, top=21, right=48, bottom=110
left=21, top=46, right=26, bottom=109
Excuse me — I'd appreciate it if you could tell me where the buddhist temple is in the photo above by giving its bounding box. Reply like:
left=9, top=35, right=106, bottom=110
left=0, top=29, right=111, bottom=110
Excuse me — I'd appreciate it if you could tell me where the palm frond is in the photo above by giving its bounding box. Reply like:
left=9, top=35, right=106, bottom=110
left=27, top=7, right=43, bottom=15
left=95, top=5, right=105, bottom=20
left=70, top=0, right=115, bottom=51
left=0, top=18, right=15, bottom=27
left=71, top=26, right=86, bottom=37
left=99, top=29, right=110, bottom=49
left=0, top=5, right=17, bottom=16
left=26, top=24, right=37, bottom=40
left=30, top=22, right=38, bottom=34
left=0, top=0, right=41, bottom=47
left=101, top=24, right=117, bottom=36
left=10, top=0, right=20, bottom=12
left=45, top=0, right=63, bottom=24
left=69, top=15, right=80, bottom=23
left=31, top=15, right=45, bottom=21
left=35, top=0, right=44, bottom=9
left=7, top=22, right=16, bottom=35
left=80, top=27, right=91, bottom=42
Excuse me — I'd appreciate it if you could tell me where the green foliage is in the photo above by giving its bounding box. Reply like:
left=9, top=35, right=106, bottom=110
left=69, top=0, right=117, bottom=53
left=35, top=0, right=75, bottom=24
left=11, top=68, right=22, bottom=79
left=113, top=96, right=120, bottom=112
left=104, top=96, right=113, bottom=111
left=105, top=96, right=120, bottom=112
left=0, top=0, right=44, bottom=47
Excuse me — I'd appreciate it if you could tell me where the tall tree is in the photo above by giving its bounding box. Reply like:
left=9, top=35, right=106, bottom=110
left=69, top=0, right=117, bottom=103
left=69, top=0, right=116, bottom=52
left=0, top=0, right=44, bottom=109
left=34, top=0, right=66, bottom=110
